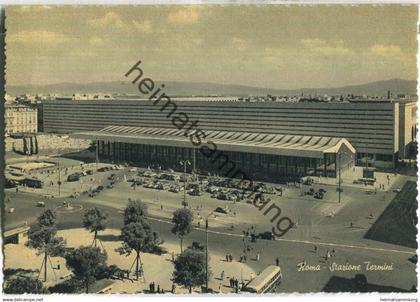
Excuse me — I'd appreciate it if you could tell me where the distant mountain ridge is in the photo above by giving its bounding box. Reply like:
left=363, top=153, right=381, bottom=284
left=6, top=78, right=417, bottom=97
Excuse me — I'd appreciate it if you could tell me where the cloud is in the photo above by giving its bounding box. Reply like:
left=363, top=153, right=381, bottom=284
left=301, top=38, right=354, bottom=56
left=369, top=44, right=409, bottom=61
left=87, top=13, right=152, bottom=34
left=167, top=7, right=203, bottom=24
left=8, top=30, right=70, bottom=45
left=16, top=6, right=53, bottom=13
left=88, top=12, right=124, bottom=28
left=131, top=20, right=152, bottom=34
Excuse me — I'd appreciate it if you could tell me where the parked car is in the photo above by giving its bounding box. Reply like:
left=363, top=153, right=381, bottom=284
left=257, top=231, right=275, bottom=240
left=214, top=207, right=228, bottom=214
left=37, top=201, right=45, bottom=207
left=67, top=173, right=80, bottom=181
left=314, top=191, right=324, bottom=199
left=189, top=188, right=203, bottom=196
left=169, top=185, right=181, bottom=193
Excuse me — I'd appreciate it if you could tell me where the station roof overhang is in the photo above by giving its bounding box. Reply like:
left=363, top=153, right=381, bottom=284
left=72, top=125, right=356, bottom=159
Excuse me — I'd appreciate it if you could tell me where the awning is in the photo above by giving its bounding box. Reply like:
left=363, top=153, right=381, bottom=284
left=72, top=125, right=356, bottom=159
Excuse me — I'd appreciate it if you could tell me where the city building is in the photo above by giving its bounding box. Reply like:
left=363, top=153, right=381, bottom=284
left=4, top=104, right=38, bottom=135
left=42, top=97, right=417, bottom=175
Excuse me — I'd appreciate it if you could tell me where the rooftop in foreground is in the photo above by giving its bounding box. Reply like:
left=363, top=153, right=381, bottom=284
left=72, top=125, right=356, bottom=159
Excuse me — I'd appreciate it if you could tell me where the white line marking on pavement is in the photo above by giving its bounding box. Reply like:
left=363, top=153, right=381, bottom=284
left=147, top=216, right=415, bottom=256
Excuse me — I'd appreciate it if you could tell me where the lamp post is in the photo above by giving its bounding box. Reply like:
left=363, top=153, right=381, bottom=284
left=205, top=211, right=213, bottom=292
left=180, top=160, right=191, bottom=208
left=57, top=160, right=61, bottom=197
left=337, top=150, right=348, bottom=203
left=95, top=138, right=99, bottom=171
left=338, top=153, right=341, bottom=203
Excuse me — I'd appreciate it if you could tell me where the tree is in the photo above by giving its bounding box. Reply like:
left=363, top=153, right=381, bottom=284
left=26, top=209, right=66, bottom=282
left=172, top=248, right=209, bottom=293
left=171, top=208, right=193, bottom=253
left=83, top=207, right=108, bottom=248
left=37, top=208, right=56, bottom=227
left=123, top=199, right=148, bottom=225
left=119, top=218, right=158, bottom=280
left=65, top=246, right=107, bottom=294
left=4, top=277, right=48, bottom=294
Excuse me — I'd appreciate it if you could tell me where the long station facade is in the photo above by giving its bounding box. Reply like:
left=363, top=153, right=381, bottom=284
left=41, top=97, right=417, bottom=181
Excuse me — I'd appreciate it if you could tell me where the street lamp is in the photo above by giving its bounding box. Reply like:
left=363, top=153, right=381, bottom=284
left=337, top=150, right=349, bottom=203
left=204, top=211, right=214, bottom=292
left=180, top=160, right=191, bottom=208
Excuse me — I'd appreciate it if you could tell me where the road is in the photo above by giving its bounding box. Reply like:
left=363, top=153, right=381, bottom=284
left=3, top=167, right=416, bottom=292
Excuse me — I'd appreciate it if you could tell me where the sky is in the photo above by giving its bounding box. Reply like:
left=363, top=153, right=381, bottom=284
left=5, top=5, right=418, bottom=89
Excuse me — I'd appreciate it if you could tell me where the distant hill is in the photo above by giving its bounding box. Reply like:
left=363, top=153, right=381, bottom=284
left=6, top=78, right=417, bottom=97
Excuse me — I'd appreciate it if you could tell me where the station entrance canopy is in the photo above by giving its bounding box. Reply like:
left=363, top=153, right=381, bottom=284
left=72, top=125, right=356, bottom=159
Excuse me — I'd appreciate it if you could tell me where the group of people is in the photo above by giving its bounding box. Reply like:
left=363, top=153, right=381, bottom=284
left=229, top=277, right=240, bottom=291
left=148, top=282, right=164, bottom=294
left=225, top=253, right=234, bottom=262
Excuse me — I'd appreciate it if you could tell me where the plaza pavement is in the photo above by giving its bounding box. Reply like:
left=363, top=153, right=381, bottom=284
left=3, top=151, right=417, bottom=293
left=4, top=228, right=255, bottom=294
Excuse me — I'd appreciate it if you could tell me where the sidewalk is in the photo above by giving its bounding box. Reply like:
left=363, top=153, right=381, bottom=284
left=312, top=166, right=400, bottom=191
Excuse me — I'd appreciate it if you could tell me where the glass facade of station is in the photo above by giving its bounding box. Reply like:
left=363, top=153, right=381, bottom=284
left=97, top=141, right=355, bottom=182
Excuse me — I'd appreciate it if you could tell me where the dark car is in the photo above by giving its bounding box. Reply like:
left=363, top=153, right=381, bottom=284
left=86, top=170, right=93, bottom=175
left=98, top=167, right=111, bottom=172
left=257, top=231, right=275, bottom=240
left=314, top=191, right=324, bottom=199
left=67, top=173, right=80, bottom=182
left=214, top=207, right=228, bottom=214
left=409, top=254, right=418, bottom=264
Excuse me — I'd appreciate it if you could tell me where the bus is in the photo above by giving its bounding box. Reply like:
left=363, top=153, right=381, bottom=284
left=243, top=265, right=282, bottom=293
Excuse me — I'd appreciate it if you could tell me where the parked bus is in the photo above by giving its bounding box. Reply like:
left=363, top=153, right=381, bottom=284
left=243, top=265, right=282, bottom=293
left=21, top=178, right=43, bottom=189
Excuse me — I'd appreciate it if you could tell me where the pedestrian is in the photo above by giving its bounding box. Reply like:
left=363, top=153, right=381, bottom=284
left=314, top=245, right=318, bottom=253
left=350, top=221, right=353, bottom=228
left=171, top=283, right=176, bottom=294
left=226, top=254, right=229, bottom=262
left=157, top=284, right=160, bottom=293
left=256, top=253, right=260, bottom=261
left=221, top=270, right=225, bottom=280
left=229, top=278, right=233, bottom=288
left=161, top=205, right=163, bottom=210
left=229, top=254, right=233, bottom=262
left=276, top=257, right=280, bottom=266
